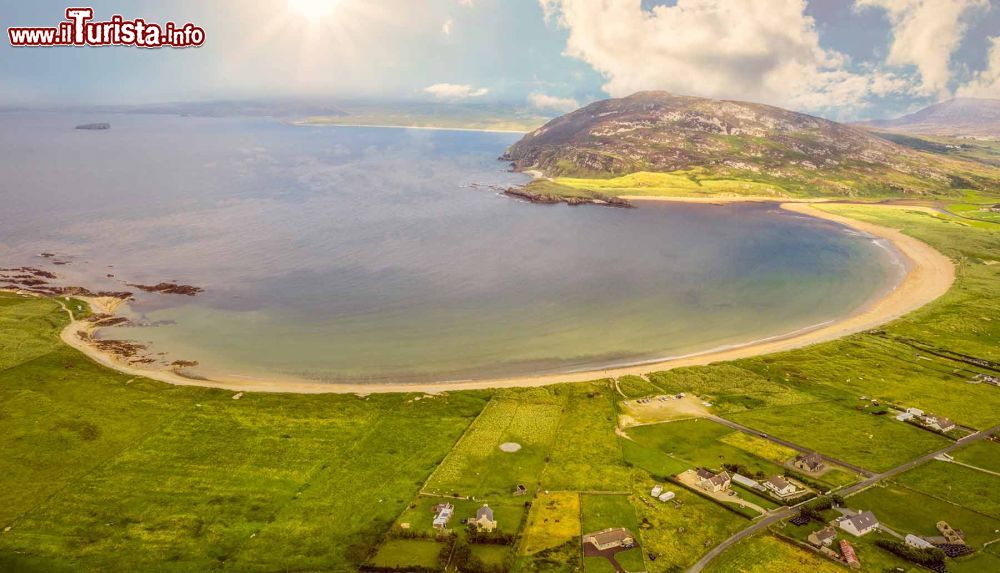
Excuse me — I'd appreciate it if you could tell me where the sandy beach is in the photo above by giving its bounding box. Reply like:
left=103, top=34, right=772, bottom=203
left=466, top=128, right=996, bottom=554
left=56, top=201, right=955, bottom=395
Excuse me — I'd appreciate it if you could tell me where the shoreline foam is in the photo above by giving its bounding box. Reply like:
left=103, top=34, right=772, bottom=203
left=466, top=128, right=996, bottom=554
left=55, top=202, right=955, bottom=395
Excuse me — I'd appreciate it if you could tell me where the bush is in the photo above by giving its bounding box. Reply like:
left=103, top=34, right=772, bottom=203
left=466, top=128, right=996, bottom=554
left=875, top=539, right=946, bottom=567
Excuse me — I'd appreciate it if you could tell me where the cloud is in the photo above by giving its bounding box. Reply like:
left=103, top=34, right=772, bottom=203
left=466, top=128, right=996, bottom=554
left=538, top=0, right=912, bottom=112
left=857, top=0, right=988, bottom=97
left=528, top=92, right=581, bottom=112
left=442, top=18, right=453, bottom=35
left=957, top=36, right=1000, bottom=97
left=423, top=83, right=489, bottom=99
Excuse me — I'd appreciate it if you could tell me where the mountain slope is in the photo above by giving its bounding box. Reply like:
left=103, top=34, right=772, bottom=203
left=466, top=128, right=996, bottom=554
left=857, top=98, right=1000, bottom=137
left=501, top=92, right=999, bottom=198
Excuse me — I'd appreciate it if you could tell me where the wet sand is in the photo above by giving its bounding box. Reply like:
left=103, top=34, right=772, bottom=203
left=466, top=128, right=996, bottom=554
left=56, top=202, right=955, bottom=395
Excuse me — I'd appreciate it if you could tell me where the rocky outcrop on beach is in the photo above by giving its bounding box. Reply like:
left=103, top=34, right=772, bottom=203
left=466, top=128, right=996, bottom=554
left=503, top=186, right=633, bottom=208
left=125, top=282, right=203, bottom=296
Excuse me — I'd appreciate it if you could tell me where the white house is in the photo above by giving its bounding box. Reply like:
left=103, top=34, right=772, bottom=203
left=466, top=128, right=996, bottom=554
left=651, top=484, right=663, bottom=498
left=471, top=504, right=497, bottom=533
left=432, top=502, right=454, bottom=529
left=838, top=511, right=879, bottom=537
left=763, top=475, right=797, bottom=498
left=906, top=407, right=925, bottom=417
left=658, top=491, right=675, bottom=502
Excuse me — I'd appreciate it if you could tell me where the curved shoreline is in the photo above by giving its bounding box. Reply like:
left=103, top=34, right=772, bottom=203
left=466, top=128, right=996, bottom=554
left=56, top=202, right=955, bottom=395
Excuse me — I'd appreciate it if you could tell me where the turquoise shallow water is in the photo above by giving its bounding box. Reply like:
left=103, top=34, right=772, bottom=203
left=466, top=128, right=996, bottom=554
left=0, top=113, right=903, bottom=383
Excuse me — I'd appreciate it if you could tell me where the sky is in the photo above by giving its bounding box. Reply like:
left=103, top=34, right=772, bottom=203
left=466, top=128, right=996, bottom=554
left=1, top=0, right=999, bottom=120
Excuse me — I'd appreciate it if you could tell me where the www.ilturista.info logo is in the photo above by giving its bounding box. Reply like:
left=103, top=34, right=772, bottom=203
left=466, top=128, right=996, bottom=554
left=8, top=7, right=205, bottom=48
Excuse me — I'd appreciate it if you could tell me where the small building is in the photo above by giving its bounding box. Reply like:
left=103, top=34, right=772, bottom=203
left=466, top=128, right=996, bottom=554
left=838, top=511, right=879, bottom=537
left=513, top=484, right=528, bottom=496
left=794, top=452, right=826, bottom=473
left=905, top=534, right=934, bottom=549
left=432, top=502, right=454, bottom=529
left=698, top=470, right=731, bottom=493
left=840, top=540, right=860, bottom=569
left=763, top=475, right=797, bottom=498
left=895, top=412, right=915, bottom=422
left=906, top=407, right=925, bottom=417
left=471, top=504, right=497, bottom=532
left=732, top=473, right=766, bottom=492
left=808, top=526, right=837, bottom=547
left=657, top=491, right=675, bottom=502
left=583, top=527, right=636, bottom=551
left=925, top=416, right=956, bottom=432
left=651, top=484, right=663, bottom=498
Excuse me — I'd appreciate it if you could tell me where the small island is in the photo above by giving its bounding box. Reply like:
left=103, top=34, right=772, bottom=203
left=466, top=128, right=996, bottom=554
left=75, top=123, right=110, bottom=130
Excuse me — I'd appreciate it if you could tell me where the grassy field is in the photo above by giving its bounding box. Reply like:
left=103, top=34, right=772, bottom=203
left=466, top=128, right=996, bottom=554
left=517, top=492, right=580, bottom=557
left=726, top=400, right=949, bottom=472
left=704, top=534, right=845, bottom=573
left=952, top=440, right=1000, bottom=473
left=895, top=460, right=1000, bottom=519
left=423, top=389, right=565, bottom=499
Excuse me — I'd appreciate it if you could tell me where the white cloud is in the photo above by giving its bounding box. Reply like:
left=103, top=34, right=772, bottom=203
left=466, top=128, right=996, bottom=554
left=423, top=83, right=489, bottom=99
left=528, top=92, right=581, bottom=112
left=442, top=18, right=453, bottom=35
left=538, top=0, right=906, bottom=112
left=857, top=0, right=988, bottom=97
left=459, top=0, right=475, bottom=6
left=957, top=36, right=1000, bottom=97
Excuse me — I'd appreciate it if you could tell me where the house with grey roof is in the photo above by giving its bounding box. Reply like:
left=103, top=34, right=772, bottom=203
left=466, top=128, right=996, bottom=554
left=697, top=470, right=731, bottom=493
left=838, top=510, right=879, bottom=537
left=794, top=452, right=826, bottom=473
left=471, top=504, right=497, bottom=532
left=583, top=527, right=636, bottom=551
left=763, top=475, right=798, bottom=498
left=808, top=526, right=837, bottom=547
left=432, top=502, right=454, bottom=529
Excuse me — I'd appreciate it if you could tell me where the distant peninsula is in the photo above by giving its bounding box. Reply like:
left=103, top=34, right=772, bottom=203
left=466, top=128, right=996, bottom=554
left=75, top=123, right=110, bottom=130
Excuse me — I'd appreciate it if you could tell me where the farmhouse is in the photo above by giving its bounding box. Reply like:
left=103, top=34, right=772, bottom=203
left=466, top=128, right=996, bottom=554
left=794, top=452, right=826, bottom=473
left=763, top=475, right=798, bottom=498
left=924, top=416, right=956, bottom=432
left=808, top=526, right=837, bottom=547
left=697, top=470, right=731, bottom=493
left=470, top=504, right=497, bottom=532
left=432, top=502, right=454, bottom=529
left=838, top=511, right=879, bottom=537
left=583, top=527, right=636, bottom=551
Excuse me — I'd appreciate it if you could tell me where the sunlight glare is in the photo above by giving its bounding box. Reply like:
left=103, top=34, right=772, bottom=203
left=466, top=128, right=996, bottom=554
left=288, top=0, right=338, bottom=21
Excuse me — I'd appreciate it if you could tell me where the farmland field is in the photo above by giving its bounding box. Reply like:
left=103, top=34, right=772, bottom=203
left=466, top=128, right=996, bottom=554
left=704, top=534, right=844, bottom=573
left=952, top=440, right=1000, bottom=474
left=895, top=460, right=1000, bottom=519
left=518, top=492, right=581, bottom=557
left=726, top=400, right=949, bottom=472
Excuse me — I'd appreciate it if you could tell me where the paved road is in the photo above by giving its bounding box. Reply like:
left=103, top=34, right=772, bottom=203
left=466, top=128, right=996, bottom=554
left=687, top=422, right=1000, bottom=573
left=707, top=415, right=876, bottom=477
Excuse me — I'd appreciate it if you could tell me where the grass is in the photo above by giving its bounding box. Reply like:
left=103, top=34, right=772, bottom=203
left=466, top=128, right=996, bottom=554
left=624, top=418, right=793, bottom=480
left=952, top=440, right=1000, bottom=473
left=726, top=400, right=949, bottom=472
left=540, top=383, right=631, bottom=491
left=895, top=460, right=1000, bottom=520
left=369, top=539, right=443, bottom=569
left=849, top=482, right=1000, bottom=547
left=518, top=492, right=580, bottom=556
left=704, top=534, right=844, bottom=573
left=629, top=478, right=746, bottom=572
left=424, top=388, right=565, bottom=498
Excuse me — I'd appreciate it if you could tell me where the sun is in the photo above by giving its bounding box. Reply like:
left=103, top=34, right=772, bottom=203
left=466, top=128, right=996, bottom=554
left=287, top=0, right=338, bottom=21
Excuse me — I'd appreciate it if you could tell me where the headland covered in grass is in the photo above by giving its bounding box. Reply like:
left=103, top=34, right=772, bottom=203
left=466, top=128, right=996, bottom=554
left=48, top=201, right=953, bottom=395
left=0, top=202, right=998, bottom=572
